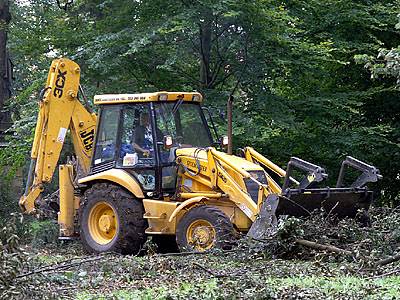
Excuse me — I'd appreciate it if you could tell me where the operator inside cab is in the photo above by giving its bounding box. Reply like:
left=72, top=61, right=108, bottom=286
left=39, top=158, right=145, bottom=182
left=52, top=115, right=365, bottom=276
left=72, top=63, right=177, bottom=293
left=133, top=112, right=153, bottom=158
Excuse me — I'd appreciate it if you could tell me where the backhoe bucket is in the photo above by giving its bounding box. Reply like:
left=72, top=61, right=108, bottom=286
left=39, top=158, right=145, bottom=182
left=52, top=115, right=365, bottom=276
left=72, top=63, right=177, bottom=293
left=247, top=156, right=381, bottom=240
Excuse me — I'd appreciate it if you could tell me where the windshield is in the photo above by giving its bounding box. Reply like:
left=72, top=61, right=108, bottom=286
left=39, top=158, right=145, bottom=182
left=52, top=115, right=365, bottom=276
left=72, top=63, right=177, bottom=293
left=154, top=102, right=212, bottom=148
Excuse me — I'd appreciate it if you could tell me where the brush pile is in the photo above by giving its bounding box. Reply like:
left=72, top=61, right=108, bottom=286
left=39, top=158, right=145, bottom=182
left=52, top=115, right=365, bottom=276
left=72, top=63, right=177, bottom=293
left=261, top=207, right=400, bottom=265
left=0, top=214, right=27, bottom=299
left=1, top=207, right=400, bottom=299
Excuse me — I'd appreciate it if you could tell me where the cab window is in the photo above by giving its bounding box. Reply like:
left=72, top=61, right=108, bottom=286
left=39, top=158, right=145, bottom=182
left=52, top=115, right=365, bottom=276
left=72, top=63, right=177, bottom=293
left=155, top=102, right=212, bottom=191
left=93, top=106, right=120, bottom=165
left=155, top=102, right=212, bottom=164
left=118, top=104, right=155, bottom=167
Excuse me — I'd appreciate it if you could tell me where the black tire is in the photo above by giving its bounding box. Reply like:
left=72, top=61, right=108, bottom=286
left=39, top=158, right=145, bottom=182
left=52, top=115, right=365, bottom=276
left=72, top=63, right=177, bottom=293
left=176, top=205, right=235, bottom=252
left=80, top=183, right=147, bottom=254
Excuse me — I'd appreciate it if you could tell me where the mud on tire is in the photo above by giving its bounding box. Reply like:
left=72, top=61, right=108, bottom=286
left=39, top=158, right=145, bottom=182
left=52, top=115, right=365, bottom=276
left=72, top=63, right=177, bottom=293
left=80, top=183, right=147, bottom=254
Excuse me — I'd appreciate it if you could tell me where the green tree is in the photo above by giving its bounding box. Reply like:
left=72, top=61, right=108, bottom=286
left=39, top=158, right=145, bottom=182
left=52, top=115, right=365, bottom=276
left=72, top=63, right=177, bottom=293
left=241, top=0, right=400, bottom=203
left=3, top=0, right=400, bottom=205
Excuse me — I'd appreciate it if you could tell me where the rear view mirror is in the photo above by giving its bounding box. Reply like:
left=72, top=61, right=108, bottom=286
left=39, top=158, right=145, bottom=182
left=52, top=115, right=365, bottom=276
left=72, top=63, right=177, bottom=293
left=164, top=135, right=173, bottom=149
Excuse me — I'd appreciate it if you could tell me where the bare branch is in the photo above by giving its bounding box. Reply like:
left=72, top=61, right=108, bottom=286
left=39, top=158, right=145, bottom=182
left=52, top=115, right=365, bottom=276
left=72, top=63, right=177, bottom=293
left=295, top=239, right=353, bottom=256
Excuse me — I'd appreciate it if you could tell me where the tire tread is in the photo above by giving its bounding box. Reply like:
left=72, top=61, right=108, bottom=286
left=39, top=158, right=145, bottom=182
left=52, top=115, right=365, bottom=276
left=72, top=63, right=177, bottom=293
left=80, top=183, right=147, bottom=254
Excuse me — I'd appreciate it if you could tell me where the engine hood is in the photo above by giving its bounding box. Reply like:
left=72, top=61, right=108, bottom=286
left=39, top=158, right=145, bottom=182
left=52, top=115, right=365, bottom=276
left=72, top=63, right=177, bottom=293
left=175, top=147, right=264, bottom=172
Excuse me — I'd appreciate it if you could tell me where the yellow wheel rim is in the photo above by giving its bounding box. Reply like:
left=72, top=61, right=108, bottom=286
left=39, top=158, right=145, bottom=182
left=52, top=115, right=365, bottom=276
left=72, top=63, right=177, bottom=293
left=186, top=219, right=216, bottom=251
left=88, top=201, right=118, bottom=245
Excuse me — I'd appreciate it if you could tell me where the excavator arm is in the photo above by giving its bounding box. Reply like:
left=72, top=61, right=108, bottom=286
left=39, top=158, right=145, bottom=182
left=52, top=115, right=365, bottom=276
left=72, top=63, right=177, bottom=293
left=20, top=58, right=97, bottom=213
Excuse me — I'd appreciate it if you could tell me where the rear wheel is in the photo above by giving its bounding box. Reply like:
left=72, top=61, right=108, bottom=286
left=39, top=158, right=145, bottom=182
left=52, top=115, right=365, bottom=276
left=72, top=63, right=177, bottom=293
left=176, top=205, right=235, bottom=252
left=80, top=183, right=147, bottom=254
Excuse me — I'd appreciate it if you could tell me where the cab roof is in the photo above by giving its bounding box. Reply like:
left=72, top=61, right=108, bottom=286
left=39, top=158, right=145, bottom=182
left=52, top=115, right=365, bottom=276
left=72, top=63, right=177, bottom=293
left=93, top=91, right=203, bottom=105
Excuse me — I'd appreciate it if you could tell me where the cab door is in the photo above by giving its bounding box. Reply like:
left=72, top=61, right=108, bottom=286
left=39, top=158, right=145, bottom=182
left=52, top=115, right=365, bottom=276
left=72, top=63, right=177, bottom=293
left=154, top=102, right=214, bottom=194
left=91, top=105, right=121, bottom=172
left=116, top=104, right=157, bottom=193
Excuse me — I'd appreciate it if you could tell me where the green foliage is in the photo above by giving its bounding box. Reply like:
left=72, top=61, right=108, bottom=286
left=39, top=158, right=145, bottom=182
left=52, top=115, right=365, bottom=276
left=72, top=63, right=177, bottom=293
left=76, top=279, right=221, bottom=300
left=28, top=220, right=59, bottom=247
left=0, top=172, right=21, bottom=220
left=356, top=12, right=400, bottom=84
left=233, top=0, right=400, bottom=203
left=2, top=0, right=399, bottom=206
left=0, top=214, right=26, bottom=299
left=0, top=79, right=44, bottom=173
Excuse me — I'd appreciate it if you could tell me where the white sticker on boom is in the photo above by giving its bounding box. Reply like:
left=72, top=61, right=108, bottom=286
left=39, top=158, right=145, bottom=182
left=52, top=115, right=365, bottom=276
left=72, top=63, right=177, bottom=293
left=56, top=127, right=67, bottom=143
left=239, top=203, right=253, bottom=218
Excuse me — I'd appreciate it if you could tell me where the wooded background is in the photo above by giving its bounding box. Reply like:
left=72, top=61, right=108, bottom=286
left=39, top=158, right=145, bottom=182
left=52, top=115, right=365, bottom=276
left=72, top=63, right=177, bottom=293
left=0, top=0, right=399, bottom=214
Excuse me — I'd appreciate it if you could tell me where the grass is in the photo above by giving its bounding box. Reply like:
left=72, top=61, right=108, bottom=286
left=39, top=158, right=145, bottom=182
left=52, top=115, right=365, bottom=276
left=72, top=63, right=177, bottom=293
left=268, top=275, right=400, bottom=299
left=74, top=274, right=400, bottom=300
left=76, top=280, right=220, bottom=300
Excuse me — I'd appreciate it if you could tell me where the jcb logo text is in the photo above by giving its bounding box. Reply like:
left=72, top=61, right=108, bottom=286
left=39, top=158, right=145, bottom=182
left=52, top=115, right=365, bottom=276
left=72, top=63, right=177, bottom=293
left=53, top=69, right=67, bottom=98
left=80, top=128, right=95, bottom=152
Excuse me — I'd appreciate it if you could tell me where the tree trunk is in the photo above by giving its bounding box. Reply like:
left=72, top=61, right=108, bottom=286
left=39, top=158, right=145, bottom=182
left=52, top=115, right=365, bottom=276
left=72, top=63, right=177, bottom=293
left=199, top=10, right=212, bottom=89
left=0, top=0, right=11, bottom=120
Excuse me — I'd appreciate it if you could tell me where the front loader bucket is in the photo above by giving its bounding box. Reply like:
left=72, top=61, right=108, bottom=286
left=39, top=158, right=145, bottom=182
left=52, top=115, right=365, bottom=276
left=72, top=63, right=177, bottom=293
left=247, top=156, right=381, bottom=240
left=278, top=155, right=380, bottom=218
left=276, top=188, right=373, bottom=218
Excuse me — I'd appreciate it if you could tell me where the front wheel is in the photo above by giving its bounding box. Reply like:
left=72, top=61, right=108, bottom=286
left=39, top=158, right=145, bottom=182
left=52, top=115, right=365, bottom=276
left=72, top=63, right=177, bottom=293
left=176, top=205, right=235, bottom=252
left=80, top=183, right=147, bottom=254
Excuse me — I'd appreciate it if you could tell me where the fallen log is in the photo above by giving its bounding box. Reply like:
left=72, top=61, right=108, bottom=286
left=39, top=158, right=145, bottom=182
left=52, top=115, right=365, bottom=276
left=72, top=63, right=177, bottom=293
left=158, top=249, right=239, bottom=257
left=192, top=262, right=229, bottom=278
left=375, top=253, right=400, bottom=267
left=366, top=267, right=400, bottom=280
left=295, top=239, right=352, bottom=256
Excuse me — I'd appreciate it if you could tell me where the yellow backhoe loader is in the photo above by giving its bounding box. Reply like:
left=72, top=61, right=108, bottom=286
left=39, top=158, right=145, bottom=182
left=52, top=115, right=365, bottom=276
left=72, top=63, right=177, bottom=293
left=20, top=58, right=382, bottom=253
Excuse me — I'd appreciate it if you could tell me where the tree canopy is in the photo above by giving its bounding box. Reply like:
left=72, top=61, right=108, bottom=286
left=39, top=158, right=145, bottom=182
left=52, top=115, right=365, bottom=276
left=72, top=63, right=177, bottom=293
left=2, top=0, right=400, bottom=204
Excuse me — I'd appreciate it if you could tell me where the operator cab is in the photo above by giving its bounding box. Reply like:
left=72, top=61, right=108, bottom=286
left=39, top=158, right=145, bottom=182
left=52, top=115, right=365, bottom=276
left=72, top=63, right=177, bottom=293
left=91, top=92, right=214, bottom=197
